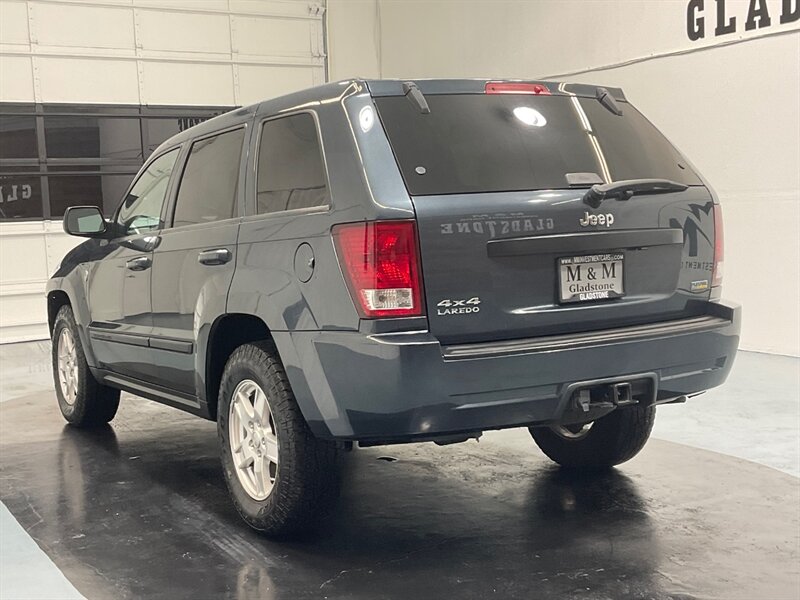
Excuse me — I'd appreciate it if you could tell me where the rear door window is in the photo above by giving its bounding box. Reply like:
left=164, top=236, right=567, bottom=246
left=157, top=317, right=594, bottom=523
left=375, top=94, right=701, bottom=196
left=172, top=128, right=245, bottom=227
left=256, top=113, right=329, bottom=214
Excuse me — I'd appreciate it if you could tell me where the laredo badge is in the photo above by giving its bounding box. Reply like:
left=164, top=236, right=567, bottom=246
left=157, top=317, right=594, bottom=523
left=437, top=297, right=481, bottom=315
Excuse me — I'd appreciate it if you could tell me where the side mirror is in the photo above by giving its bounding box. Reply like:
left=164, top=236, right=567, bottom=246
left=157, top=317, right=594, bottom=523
left=63, top=206, right=107, bottom=238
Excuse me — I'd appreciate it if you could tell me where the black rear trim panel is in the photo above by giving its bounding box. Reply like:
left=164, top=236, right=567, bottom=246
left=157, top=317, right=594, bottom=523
left=487, top=228, right=683, bottom=258
left=442, top=315, right=729, bottom=360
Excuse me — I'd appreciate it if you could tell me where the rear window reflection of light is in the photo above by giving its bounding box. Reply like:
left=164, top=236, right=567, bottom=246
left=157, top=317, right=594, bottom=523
left=513, top=106, right=547, bottom=127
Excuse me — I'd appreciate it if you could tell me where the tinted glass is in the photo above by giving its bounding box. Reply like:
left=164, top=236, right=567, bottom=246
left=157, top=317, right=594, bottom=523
left=577, top=100, right=701, bottom=185
left=116, top=149, right=179, bottom=235
left=143, top=115, right=219, bottom=157
left=143, top=119, right=181, bottom=157
left=44, top=116, right=142, bottom=160
left=173, top=128, right=244, bottom=227
left=0, top=174, right=42, bottom=219
left=49, top=173, right=136, bottom=218
left=375, top=94, right=701, bottom=196
left=257, top=113, right=329, bottom=214
left=0, top=115, right=37, bottom=159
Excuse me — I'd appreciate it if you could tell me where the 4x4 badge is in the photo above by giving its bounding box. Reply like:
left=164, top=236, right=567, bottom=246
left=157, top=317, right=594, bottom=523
left=437, top=297, right=481, bottom=316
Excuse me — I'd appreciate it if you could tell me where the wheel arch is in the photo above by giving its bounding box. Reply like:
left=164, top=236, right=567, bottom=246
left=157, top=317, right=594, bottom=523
left=202, top=313, right=272, bottom=420
left=46, top=285, right=100, bottom=369
left=47, top=290, right=72, bottom=335
left=201, top=313, right=330, bottom=438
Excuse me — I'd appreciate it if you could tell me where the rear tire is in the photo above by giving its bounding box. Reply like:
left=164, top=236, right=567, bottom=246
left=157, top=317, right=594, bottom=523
left=51, top=305, right=120, bottom=427
left=218, top=341, right=340, bottom=537
left=530, top=404, right=655, bottom=469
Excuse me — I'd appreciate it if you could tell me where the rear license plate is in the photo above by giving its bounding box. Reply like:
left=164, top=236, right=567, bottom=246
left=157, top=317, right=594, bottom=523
left=558, top=253, right=624, bottom=303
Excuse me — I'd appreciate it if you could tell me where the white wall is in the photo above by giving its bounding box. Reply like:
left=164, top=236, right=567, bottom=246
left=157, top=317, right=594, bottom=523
left=328, top=0, right=800, bottom=356
left=0, top=0, right=327, bottom=343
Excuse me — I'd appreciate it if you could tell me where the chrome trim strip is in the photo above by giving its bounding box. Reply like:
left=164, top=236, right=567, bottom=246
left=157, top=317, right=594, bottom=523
left=442, top=315, right=730, bottom=360
left=487, top=228, right=683, bottom=258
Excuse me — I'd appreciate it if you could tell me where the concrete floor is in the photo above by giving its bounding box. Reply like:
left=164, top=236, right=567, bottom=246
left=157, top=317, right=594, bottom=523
left=0, top=341, right=799, bottom=599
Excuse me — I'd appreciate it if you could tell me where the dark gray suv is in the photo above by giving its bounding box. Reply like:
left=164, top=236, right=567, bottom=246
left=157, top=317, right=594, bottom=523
left=47, top=79, right=740, bottom=535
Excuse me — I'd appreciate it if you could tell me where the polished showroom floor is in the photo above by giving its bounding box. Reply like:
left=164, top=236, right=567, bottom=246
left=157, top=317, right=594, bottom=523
left=1, top=342, right=798, bottom=600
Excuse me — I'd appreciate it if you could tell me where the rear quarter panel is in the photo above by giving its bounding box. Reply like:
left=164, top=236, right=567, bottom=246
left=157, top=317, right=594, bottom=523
left=227, top=84, right=419, bottom=429
left=229, top=84, right=418, bottom=331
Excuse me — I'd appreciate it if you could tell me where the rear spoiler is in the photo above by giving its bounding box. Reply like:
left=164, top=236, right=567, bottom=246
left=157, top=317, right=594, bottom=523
left=365, top=79, right=627, bottom=102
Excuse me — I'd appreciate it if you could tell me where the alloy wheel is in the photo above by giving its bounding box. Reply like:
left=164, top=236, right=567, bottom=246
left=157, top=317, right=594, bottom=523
left=57, top=328, right=79, bottom=405
left=551, top=421, right=595, bottom=440
left=228, top=379, right=279, bottom=501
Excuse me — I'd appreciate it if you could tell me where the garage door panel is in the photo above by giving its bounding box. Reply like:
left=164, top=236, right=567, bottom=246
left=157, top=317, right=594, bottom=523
left=0, top=56, right=34, bottom=102
left=0, top=292, right=47, bottom=328
left=133, top=0, right=230, bottom=12
left=237, top=64, right=317, bottom=105
left=0, top=1, right=31, bottom=46
left=136, top=9, right=231, bottom=55
left=0, top=0, right=328, bottom=345
left=30, top=2, right=135, bottom=51
left=141, top=62, right=235, bottom=105
left=230, top=0, right=321, bottom=18
left=0, top=230, right=48, bottom=283
left=233, top=16, right=315, bottom=58
left=37, top=57, right=139, bottom=104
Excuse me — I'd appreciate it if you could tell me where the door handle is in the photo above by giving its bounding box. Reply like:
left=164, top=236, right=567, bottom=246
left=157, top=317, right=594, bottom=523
left=198, top=248, right=232, bottom=266
left=125, top=256, right=151, bottom=271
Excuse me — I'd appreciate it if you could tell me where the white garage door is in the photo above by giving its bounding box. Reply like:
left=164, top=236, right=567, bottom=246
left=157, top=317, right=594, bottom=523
left=0, top=0, right=327, bottom=342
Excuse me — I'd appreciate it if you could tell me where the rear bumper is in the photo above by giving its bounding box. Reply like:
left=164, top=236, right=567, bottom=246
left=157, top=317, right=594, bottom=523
left=287, top=300, right=741, bottom=443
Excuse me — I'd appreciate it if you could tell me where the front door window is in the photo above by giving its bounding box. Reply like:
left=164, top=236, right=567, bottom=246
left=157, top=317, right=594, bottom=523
left=115, top=148, right=179, bottom=235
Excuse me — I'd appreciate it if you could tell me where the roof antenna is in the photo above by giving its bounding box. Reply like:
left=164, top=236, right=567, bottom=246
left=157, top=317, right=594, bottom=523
left=596, top=87, right=622, bottom=116
left=402, top=81, right=430, bottom=114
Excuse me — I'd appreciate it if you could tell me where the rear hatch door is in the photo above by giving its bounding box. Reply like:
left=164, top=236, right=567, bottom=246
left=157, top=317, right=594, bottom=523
left=374, top=86, right=717, bottom=345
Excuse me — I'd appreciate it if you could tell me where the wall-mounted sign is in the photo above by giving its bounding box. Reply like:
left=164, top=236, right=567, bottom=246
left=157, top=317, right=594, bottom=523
left=0, top=183, right=33, bottom=204
left=687, top=0, right=799, bottom=40
left=0, top=176, right=42, bottom=219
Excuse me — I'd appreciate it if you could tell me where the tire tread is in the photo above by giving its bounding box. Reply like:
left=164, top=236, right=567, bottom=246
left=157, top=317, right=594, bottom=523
left=530, top=404, right=655, bottom=469
left=52, top=305, right=119, bottom=427
left=218, top=341, right=339, bottom=536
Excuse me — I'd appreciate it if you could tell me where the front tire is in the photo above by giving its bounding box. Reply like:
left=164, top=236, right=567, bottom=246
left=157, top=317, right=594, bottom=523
left=530, top=404, right=655, bottom=469
left=218, top=341, right=340, bottom=537
left=51, top=305, right=120, bottom=427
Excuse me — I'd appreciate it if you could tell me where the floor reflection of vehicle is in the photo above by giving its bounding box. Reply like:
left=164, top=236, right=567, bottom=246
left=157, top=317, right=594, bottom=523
left=57, top=425, right=120, bottom=529
left=235, top=562, right=276, bottom=600
left=1, top=391, right=798, bottom=598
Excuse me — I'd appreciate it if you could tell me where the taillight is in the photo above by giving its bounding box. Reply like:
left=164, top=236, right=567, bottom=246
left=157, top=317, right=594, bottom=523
left=485, top=82, right=551, bottom=95
left=332, top=220, right=424, bottom=318
left=712, top=203, right=724, bottom=288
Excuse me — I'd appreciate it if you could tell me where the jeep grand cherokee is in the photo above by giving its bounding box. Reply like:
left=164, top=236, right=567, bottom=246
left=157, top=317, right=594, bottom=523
left=47, top=79, right=740, bottom=536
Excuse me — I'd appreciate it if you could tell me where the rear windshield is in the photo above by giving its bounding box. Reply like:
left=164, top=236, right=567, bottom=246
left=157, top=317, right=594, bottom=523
left=374, top=94, right=702, bottom=196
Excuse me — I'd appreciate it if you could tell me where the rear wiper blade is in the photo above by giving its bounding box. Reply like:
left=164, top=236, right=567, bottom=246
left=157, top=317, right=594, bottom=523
left=583, top=179, right=688, bottom=208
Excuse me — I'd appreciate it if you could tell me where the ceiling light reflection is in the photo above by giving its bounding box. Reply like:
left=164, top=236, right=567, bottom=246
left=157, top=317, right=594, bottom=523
left=513, top=106, right=547, bottom=127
